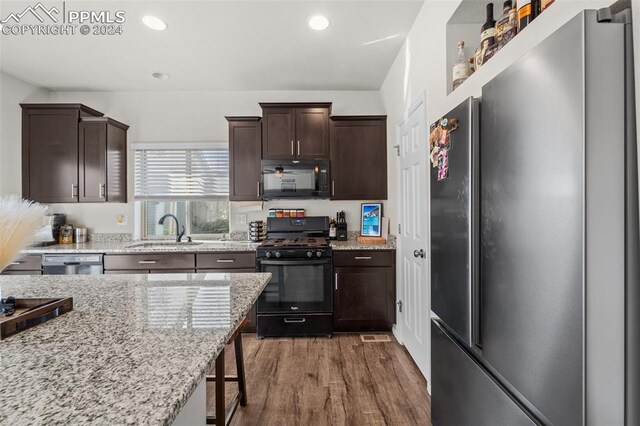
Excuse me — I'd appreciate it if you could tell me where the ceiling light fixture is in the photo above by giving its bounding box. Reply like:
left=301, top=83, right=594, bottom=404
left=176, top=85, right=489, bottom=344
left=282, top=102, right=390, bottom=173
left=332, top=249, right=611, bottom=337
left=142, top=15, right=168, bottom=31
left=152, top=72, right=171, bottom=80
left=308, top=15, right=330, bottom=31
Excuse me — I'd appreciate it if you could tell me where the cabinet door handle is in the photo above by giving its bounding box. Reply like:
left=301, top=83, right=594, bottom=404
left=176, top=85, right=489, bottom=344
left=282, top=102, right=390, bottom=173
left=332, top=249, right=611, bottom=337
left=99, top=183, right=105, bottom=198
left=216, top=259, right=235, bottom=263
left=291, top=140, right=294, bottom=156
left=138, top=260, right=158, bottom=264
left=71, top=184, right=78, bottom=198
left=332, top=181, right=335, bottom=197
left=355, top=256, right=372, bottom=260
left=10, top=261, right=23, bottom=265
left=335, top=272, right=338, bottom=291
left=297, top=140, right=300, bottom=156
left=257, top=182, right=260, bottom=198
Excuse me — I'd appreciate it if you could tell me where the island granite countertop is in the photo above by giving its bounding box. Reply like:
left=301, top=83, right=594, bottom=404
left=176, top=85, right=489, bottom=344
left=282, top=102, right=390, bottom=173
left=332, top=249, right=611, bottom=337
left=0, top=272, right=271, bottom=426
left=21, top=236, right=396, bottom=255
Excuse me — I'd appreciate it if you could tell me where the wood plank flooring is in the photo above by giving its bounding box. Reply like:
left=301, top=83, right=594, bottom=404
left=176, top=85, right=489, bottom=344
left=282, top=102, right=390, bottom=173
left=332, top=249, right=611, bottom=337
left=206, top=333, right=431, bottom=426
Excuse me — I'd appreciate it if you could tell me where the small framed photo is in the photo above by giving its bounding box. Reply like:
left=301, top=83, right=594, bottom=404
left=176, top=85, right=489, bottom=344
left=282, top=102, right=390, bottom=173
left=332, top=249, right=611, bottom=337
left=360, top=203, right=383, bottom=237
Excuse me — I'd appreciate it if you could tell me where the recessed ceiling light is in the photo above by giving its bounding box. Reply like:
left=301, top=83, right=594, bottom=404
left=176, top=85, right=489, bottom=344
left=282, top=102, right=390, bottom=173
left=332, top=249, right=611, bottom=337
left=152, top=72, right=170, bottom=80
left=142, top=15, right=168, bottom=31
left=308, top=15, right=330, bottom=31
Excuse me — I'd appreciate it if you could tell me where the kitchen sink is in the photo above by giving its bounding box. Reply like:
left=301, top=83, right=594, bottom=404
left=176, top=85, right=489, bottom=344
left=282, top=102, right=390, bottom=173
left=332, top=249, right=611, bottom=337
left=126, top=241, right=204, bottom=248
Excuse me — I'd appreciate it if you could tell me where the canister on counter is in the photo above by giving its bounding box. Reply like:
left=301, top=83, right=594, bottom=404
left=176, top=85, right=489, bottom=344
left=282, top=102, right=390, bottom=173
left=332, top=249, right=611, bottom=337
left=59, top=225, right=74, bottom=244
left=74, top=228, right=88, bottom=243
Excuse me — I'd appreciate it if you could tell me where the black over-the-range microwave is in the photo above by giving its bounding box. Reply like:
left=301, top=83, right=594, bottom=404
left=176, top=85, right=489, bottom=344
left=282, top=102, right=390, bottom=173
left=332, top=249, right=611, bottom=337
left=260, top=159, right=330, bottom=199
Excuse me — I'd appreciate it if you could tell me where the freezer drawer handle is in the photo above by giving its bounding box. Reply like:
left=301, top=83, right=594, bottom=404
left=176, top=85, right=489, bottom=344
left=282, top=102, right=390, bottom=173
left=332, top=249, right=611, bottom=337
left=283, top=318, right=306, bottom=324
left=138, top=260, right=158, bottom=264
left=216, top=260, right=235, bottom=263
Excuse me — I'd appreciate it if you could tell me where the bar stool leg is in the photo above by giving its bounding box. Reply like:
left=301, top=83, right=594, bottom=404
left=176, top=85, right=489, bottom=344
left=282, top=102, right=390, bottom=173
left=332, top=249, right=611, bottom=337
left=234, top=334, right=247, bottom=406
left=215, top=348, right=226, bottom=426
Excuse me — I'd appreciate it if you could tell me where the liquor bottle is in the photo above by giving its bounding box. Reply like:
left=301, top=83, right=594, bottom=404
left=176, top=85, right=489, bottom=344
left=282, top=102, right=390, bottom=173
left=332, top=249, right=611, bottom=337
left=329, top=218, right=337, bottom=240
left=480, top=3, right=497, bottom=49
left=531, top=0, right=540, bottom=19
left=517, top=0, right=532, bottom=30
left=452, top=41, right=471, bottom=90
left=496, top=0, right=517, bottom=48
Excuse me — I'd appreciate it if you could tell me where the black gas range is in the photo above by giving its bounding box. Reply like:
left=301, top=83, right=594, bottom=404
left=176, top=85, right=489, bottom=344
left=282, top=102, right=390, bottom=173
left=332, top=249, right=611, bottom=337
left=256, top=217, right=333, bottom=339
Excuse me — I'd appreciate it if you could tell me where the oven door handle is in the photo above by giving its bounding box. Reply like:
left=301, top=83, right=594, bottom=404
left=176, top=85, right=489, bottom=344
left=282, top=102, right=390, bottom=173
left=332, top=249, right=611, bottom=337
left=258, top=259, right=330, bottom=266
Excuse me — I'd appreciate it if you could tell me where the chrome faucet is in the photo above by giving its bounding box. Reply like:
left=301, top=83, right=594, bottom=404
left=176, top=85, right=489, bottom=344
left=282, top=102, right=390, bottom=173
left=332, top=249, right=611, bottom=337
left=158, top=214, right=185, bottom=242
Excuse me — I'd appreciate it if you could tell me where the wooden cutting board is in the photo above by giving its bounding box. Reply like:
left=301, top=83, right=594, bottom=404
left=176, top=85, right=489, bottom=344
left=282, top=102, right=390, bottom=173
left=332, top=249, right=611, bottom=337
left=0, top=297, right=73, bottom=340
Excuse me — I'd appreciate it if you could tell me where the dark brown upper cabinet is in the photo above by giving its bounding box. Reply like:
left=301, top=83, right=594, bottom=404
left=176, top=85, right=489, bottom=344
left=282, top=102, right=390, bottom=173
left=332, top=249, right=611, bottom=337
left=226, top=117, right=262, bottom=201
left=330, top=116, right=388, bottom=200
left=21, top=104, right=128, bottom=204
left=79, top=117, right=129, bottom=203
left=260, top=103, right=330, bottom=160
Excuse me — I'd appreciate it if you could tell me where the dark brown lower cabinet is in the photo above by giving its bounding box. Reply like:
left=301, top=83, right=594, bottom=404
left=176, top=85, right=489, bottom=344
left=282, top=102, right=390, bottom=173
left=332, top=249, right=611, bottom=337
left=1, top=255, right=42, bottom=275
left=333, top=250, right=396, bottom=332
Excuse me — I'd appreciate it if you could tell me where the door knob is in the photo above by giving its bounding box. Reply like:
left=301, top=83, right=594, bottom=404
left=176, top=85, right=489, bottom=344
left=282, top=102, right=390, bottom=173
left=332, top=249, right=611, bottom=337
left=413, top=249, right=425, bottom=258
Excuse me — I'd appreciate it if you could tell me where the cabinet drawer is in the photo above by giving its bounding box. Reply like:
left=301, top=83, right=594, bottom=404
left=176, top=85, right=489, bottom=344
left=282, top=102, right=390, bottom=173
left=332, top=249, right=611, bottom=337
left=3, top=255, right=42, bottom=271
left=196, top=252, right=255, bottom=270
left=1, top=270, right=42, bottom=276
left=333, top=250, right=393, bottom=267
left=104, top=254, right=195, bottom=271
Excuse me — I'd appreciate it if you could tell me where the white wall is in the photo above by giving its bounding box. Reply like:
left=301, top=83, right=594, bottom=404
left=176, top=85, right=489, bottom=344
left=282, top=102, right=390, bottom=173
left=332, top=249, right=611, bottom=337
left=43, top=89, right=385, bottom=233
left=0, top=72, right=50, bottom=195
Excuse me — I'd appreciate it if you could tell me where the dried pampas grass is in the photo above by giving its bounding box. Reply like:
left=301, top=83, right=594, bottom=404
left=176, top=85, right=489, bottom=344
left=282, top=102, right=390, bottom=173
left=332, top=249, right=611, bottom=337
left=0, top=195, right=47, bottom=272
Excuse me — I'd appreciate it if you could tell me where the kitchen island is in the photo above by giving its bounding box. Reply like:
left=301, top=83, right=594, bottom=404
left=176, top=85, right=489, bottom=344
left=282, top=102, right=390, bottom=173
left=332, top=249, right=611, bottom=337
left=0, top=272, right=271, bottom=425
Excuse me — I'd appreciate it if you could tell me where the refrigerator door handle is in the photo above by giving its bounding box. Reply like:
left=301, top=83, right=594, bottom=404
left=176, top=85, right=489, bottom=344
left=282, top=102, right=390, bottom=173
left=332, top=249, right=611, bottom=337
left=470, top=97, right=482, bottom=350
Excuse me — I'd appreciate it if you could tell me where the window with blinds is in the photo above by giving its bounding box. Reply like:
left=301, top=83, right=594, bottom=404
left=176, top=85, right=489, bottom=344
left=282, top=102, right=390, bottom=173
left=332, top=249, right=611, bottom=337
left=134, top=148, right=229, bottom=200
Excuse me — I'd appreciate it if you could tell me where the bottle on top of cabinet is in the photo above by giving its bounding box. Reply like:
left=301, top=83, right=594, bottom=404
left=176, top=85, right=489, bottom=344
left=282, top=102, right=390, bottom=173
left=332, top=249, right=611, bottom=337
left=517, top=0, right=533, bottom=30
left=480, top=3, right=497, bottom=49
left=495, top=0, right=518, bottom=48
left=540, top=0, right=554, bottom=12
left=452, top=41, right=471, bottom=91
left=475, top=3, right=498, bottom=71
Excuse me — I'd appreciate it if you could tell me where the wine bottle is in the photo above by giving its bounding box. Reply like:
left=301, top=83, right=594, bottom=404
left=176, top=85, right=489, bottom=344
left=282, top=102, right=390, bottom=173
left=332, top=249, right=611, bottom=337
left=452, top=41, right=471, bottom=90
left=496, top=0, right=517, bottom=48
left=480, top=3, right=497, bottom=49
left=517, top=0, right=532, bottom=30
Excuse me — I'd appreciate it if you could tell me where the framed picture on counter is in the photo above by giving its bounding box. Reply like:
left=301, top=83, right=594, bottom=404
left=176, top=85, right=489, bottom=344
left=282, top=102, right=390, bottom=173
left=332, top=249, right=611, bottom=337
left=360, top=203, right=383, bottom=237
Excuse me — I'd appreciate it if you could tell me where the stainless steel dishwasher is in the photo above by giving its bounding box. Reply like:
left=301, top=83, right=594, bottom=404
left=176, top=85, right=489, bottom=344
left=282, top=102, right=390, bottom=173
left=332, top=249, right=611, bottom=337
left=42, top=254, right=104, bottom=275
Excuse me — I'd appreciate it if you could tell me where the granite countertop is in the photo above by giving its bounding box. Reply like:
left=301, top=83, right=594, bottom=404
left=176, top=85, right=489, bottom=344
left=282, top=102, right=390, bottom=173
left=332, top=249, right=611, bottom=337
left=0, top=272, right=272, bottom=426
left=22, top=240, right=261, bottom=254
left=22, top=236, right=396, bottom=255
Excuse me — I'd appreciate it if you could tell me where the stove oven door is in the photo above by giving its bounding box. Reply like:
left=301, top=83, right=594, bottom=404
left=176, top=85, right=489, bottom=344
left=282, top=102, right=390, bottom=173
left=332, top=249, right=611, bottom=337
left=257, top=258, right=332, bottom=313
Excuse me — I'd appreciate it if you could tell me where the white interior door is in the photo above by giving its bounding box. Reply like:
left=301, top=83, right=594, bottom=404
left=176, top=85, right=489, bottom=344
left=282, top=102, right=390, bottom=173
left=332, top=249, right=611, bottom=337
left=396, top=95, right=430, bottom=386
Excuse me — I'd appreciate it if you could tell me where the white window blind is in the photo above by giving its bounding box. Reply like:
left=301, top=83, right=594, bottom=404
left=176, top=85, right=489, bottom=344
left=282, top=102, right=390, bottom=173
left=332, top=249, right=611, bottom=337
left=134, top=147, right=229, bottom=200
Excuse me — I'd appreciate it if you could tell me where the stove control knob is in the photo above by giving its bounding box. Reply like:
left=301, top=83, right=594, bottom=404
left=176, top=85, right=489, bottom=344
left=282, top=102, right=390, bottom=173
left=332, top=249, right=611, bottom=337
left=316, top=251, right=323, bottom=258
left=265, top=251, right=272, bottom=259
left=275, top=251, right=282, bottom=258
left=307, top=251, right=313, bottom=258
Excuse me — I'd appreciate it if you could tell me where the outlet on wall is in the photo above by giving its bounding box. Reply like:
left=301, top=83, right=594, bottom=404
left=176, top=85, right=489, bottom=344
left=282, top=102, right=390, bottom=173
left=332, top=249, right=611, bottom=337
left=236, top=214, right=247, bottom=225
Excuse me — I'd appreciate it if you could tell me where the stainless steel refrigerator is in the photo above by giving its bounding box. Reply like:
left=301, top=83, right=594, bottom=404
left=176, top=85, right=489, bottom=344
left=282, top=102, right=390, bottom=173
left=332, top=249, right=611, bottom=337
left=430, top=7, right=639, bottom=426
